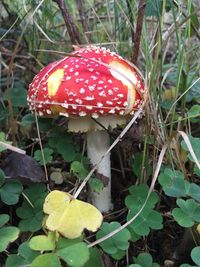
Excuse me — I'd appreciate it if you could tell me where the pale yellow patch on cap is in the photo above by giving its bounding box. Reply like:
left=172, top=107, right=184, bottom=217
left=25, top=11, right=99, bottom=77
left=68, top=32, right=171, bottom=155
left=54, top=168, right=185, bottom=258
left=109, top=60, right=136, bottom=114
left=47, top=69, right=64, bottom=97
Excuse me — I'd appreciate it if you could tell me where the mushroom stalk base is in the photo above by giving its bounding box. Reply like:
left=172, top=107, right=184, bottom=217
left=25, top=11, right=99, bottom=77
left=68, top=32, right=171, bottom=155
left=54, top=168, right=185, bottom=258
left=87, top=130, right=112, bottom=212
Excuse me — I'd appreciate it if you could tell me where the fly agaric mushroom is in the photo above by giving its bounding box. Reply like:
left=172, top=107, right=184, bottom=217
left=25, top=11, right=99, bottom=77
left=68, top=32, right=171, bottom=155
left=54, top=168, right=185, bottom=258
left=27, top=46, right=144, bottom=212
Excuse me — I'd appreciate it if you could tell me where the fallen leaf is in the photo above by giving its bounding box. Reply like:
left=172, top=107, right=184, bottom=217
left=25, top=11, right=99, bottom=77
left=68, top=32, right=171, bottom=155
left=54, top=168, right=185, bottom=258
left=43, top=190, right=103, bottom=239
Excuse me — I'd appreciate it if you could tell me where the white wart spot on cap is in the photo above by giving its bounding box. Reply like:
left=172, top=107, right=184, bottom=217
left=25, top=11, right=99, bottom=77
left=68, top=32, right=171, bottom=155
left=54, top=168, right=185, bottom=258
left=80, top=88, right=85, bottom=94
left=85, top=96, right=95, bottom=101
left=97, top=102, right=103, bottom=107
left=91, top=76, right=97, bottom=80
left=86, top=105, right=93, bottom=110
left=99, top=91, right=106, bottom=97
left=79, top=111, right=87, bottom=116
left=76, top=99, right=82, bottom=105
left=117, top=94, right=124, bottom=98
left=98, top=80, right=104, bottom=84
left=106, top=100, right=113, bottom=105
left=89, top=86, right=95, bottom=91
left=92, top=113, right=99, bottom=119
left=108, top=109, right=115, bottom=114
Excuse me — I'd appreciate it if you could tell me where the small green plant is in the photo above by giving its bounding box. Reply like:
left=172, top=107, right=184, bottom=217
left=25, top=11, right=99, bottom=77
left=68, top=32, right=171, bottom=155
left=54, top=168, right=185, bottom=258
left=29, top=234, right=90, bottom=267
left=16, top=183, right=48, bottom=232
left=96, top=222, right=131, bottom=260
left=130, top=252, right=160, bottom=267
left=0, top=169, right=23, bottom=205
left=0, top=214, right=20, bottom=253
left=125, top=184, right=163, bottom=237
left=34, top=147, right=54, bottom=165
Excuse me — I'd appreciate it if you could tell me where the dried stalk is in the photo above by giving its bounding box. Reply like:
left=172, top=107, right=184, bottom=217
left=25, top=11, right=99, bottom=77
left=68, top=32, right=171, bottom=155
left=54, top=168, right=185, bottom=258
left=53, top=0, right=82, bottom=45
left=131, top=0, right=146, bottom=65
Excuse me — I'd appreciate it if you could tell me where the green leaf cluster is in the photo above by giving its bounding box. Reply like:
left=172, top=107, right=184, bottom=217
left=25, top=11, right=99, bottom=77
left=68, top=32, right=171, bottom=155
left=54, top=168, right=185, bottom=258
left=0, top=214, right=20, bottom=252
left=16, top=183, right=48, bottom=232
left=125, top=184, right=163, bottom=237
left=48, top=128, right=76, bottom=162
left=130, top=252, right=160, bottom=267
left=96, top=222, right=131, bottom=260
left=5, top=241, right=40, bottom=267
left=159, top=168, right=200, bottom=227
left=24, top=233, right=92, bottom=267
left=0, top=169, right=23, bottom=205
left=34, top=148, right=54, bottom=165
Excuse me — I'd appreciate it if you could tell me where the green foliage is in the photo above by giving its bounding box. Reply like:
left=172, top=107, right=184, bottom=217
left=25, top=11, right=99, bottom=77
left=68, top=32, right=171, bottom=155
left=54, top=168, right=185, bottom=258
left=70, top=161, right=104, bottom=192
left=29, top=235, right=90, bottom=267
left=191, top=246, right=200, bottom=266
left=34, top=147, right=54, bottom=165
left=70, top=161, right=88, bottom=180
left=86, top=248, right=102, bottom=267
left=5, top=241, right=39, bottom=267
left=0, top=132, right=12, bottom=152
left=48, top=128, right=76, bottom=162
left=132, top=152, right=152, bottom=180
left=188, top=105, right=200, bottom=123
left=145, top=0, right=172, bottom=17
left=88, top=177, right=104, bottom=193
left=0, top=214, right=20, bottom=252
left=21, top=113, right=35, bottom=127
left=4, top=84, right=28, bottom=108
left=0, top=169, right=23, bottom=205
left=31, top=253, right=61, bottom=267
left=158, top=168, right=187, bottom=197
left=29, top=232, right=56, bottom=251
left=158, top=167, right=200, bottom=201
left=172, top=199, right=200, bottom=227
left=16, top=183, right=48, bottom=232
left=96, top=222, right=131, bottom=259
left=132, top=252, right=160, bottom=267
left=125, top=185, right=163, bottom=236
left=56, top=241, right=89, bottom=267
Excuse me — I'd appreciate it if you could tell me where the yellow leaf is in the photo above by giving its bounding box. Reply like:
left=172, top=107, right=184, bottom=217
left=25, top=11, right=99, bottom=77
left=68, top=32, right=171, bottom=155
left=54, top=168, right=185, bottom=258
left=197, top=224, right=200, bottom=235
left=43, top=190, right=103, bottom=239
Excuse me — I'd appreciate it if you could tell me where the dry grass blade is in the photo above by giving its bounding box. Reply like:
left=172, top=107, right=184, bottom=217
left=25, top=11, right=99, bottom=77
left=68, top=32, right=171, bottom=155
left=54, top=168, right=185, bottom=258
left=0, top=142, right=26, bottom=154
left=178, top=131, right=200, bottom=171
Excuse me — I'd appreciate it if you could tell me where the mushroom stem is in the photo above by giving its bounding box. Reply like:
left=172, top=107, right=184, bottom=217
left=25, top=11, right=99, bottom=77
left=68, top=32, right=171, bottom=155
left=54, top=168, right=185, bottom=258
left=87, top=130, right=112, bottom=212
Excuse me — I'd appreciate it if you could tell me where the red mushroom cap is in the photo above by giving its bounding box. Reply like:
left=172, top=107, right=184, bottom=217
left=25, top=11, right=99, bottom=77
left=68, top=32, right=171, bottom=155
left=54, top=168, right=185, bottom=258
left=27, top=46, right=145, bottom=131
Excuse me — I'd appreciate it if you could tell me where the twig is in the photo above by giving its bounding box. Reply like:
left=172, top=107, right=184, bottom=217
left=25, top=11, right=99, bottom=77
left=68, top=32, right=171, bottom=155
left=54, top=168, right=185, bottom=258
left=131, top=0, right=146, bottom=65
left=76, top=0, right=91, bottom=43
left=52, top=0, right=82, bottom=45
